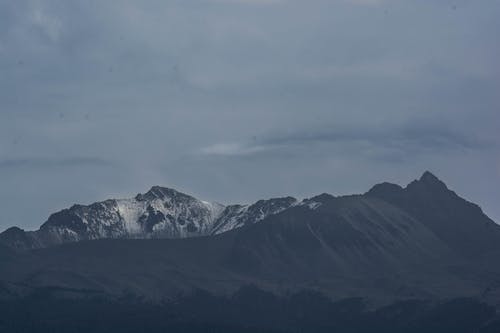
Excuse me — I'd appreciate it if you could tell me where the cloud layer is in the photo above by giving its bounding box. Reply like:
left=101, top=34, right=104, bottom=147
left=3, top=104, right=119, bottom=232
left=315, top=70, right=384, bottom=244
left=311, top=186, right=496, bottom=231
left=1, top=0, right=499, bottom=229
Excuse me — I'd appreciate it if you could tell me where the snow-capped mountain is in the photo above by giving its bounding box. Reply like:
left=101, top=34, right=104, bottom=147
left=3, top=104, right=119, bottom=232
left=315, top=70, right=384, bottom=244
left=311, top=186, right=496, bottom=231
left=0, top=186, right=300, bottom=250
left=3, top=171, right=500, bottom=305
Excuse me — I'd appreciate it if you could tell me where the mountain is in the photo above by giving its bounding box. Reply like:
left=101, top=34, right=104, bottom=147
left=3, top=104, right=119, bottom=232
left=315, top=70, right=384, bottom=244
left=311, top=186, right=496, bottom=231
left=0, top=186, right=298, bottom=250
left=1, top=171, right=500, bottom=305
left=366, top=171, right=500, bottom=258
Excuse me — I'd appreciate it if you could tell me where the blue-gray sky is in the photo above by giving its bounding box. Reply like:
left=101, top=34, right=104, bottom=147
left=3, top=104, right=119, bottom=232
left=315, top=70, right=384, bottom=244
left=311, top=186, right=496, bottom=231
left=1, top=0, right=499, bottom=231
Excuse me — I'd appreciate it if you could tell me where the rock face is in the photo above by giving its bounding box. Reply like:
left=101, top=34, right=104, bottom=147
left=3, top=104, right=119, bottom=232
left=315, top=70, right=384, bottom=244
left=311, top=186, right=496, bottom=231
left=0, top=186, right=298, bottom=250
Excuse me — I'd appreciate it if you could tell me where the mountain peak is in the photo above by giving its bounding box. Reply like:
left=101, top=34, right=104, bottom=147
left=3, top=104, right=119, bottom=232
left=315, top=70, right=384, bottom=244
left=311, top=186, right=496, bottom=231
left=307, top=193, right=336, bottom=204
left=420, top=170, right=439, bottom=183
left=136, top=186, right=192, bottom=201
left=366, top=182, right=403, bottom=197
left=1, top=226, right=25, bottom=236
left=409, top=171, right=448, bottom=191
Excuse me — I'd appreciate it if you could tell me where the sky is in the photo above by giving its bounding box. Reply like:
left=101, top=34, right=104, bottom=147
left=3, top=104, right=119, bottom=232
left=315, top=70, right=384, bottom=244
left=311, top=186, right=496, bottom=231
left=1, top=0, right=499, bottom=231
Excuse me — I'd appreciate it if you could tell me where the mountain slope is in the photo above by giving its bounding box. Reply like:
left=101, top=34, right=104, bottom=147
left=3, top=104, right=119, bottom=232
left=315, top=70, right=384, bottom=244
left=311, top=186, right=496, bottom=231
left=224, top=194, right=477, bottom=300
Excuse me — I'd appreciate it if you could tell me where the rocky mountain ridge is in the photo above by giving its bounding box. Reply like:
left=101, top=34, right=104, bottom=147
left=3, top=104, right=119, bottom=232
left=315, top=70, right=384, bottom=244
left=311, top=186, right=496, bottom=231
left=0, top=186, right=301, bottom=250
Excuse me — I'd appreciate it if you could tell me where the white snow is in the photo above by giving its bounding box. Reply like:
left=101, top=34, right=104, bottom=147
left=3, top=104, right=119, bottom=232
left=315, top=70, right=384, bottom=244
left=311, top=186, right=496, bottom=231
left=43, top=187, right=301, bottom=242
left=116, top=199, right=145, bottom=234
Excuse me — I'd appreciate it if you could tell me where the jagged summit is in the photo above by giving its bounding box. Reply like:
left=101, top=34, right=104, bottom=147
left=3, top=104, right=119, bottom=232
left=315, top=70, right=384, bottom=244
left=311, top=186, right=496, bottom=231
left=420, top=170, right=439, bottom=182
left=0, top=185, right=299, bottom=250
left=411, top=170, right=449, bottom=191
left=366, top=171, right=499, bottom=257
left=136, top=186, right=195, bottom=202
left=366, top=171, right=447, bottom=197
left=1, top=171, right=496, bottom=254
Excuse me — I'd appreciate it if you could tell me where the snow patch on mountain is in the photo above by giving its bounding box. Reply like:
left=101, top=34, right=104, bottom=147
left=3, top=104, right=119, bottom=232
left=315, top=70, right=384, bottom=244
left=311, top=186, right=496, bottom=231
left=0, top=186, right=298, bottom=249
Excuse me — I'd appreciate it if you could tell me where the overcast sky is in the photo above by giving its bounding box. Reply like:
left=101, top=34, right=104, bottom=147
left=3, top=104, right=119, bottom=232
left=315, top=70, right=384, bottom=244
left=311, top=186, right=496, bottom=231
left=1, top=0, right=499, bottom=231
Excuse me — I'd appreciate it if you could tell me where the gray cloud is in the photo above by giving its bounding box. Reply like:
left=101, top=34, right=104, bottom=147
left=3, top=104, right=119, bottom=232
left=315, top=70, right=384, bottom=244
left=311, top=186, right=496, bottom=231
left=200, top=122, right=493, bottom=159
left=1, top=0, right=500, bottom=230
left=0, top=157, right=111, bottom=169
